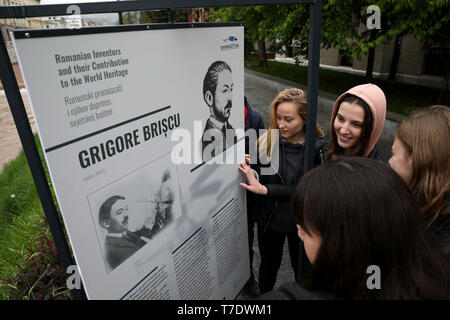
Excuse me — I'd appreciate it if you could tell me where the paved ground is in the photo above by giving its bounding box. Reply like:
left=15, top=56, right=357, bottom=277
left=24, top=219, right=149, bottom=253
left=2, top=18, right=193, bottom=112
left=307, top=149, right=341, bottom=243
left=237, top=69, right=398, bottom=299
left=0, top=89, right=36, bottom=173
left=0, top=64, right=35, bottom=173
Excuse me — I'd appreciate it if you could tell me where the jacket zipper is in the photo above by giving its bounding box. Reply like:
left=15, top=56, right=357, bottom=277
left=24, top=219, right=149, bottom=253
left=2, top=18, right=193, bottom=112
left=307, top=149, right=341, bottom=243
left=271, top=162, right=286, bottom=185
left=319, top=147, right=325, bottom=165
left=264, top=201, right=278, bottom=233
left=263, top=158, right=285, bottom=232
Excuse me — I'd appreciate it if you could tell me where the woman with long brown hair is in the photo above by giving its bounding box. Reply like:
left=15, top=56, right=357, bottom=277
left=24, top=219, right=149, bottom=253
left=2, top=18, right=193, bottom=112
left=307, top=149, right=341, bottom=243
left=389, top=105, right=450, bottom=261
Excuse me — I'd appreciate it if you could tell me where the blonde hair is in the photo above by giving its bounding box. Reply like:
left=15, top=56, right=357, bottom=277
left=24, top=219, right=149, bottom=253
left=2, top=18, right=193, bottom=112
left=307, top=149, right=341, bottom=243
left=395, top=105, right=450, bottom=225
left=257, top=88, right=324, bottom=157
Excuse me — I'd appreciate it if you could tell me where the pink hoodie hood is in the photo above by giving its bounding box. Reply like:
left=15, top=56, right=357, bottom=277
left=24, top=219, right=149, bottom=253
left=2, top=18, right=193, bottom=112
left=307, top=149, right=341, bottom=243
left=331, top=83, right=386, bottom=157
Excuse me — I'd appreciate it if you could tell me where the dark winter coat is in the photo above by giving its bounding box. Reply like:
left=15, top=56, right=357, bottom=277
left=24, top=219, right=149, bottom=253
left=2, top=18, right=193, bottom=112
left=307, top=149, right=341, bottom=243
left=244, top=96, right=265, bottom=154
left=322, top=142, right=382, bottom=162
left=430, top=214, right=450, bottom=264
left=252, top=137, right=327, bottom=232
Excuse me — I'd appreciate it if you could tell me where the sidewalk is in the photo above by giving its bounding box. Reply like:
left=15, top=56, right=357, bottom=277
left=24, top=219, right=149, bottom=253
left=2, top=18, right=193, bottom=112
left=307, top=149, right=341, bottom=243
left=0, top=63, right=25, bottom=90
left=0, top=88, right=36, bottom=173
left=0, top=65, right=35, bottom=174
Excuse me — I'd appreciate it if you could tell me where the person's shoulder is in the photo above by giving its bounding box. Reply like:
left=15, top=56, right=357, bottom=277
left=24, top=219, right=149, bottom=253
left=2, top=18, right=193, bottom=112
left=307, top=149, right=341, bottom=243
left=247, top=104, right=262, bottom=118
left=205, top=117, right=213, bottom=127
left=202, top=117, right=216, bottom=133
left=245, top=99, right=264, bottom=127
left=258, top=282, right=331, bottom=300
left=431, top=214, right=450, bottom=247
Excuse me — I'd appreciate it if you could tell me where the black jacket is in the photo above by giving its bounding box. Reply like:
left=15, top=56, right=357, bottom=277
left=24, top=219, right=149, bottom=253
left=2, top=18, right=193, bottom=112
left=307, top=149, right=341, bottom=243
left=430, top=214, right=450, bottom=264
left=322, top=142, right=381, bottom=162
left=244, top=96, right=265, bottom=136
left=252, top=137, right=327, bottom=232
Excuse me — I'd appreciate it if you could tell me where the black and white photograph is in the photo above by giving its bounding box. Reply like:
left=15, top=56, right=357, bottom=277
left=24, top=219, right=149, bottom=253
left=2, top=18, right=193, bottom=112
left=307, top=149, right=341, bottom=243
left=201, top=60, right=238, bottom=162
left=88, top=153, right=181, bottom=273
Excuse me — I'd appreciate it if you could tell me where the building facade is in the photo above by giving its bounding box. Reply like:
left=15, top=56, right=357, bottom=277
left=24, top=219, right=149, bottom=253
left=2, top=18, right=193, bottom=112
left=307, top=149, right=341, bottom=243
left=319, top=33, right=447, bottom=89
left=188, top=8, right=212, bottom=23
left=0, top=0, right=46, bottom=63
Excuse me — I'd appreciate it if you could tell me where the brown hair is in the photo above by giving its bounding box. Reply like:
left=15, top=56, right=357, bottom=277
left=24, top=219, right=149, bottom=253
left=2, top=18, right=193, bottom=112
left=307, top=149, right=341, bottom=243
left=257, top=88, right=324, bottom=157
left=291, top=157, right=450, bottom=299
left=395, top=105, right=450, bottom=225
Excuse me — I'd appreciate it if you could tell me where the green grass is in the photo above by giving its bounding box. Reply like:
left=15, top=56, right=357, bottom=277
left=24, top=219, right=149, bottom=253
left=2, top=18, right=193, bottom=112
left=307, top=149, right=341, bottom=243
left=0, top=136, right=52, bottom=299
left=245, top=58, right=449, bottom=115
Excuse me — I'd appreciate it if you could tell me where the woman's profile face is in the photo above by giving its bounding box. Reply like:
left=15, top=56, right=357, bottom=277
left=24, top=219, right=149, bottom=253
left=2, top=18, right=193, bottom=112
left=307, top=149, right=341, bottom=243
left=333, top=101, right=365, bottom=155
left=389, top=136, right=413, bottom=185
left=276, top=101, right=306, bottom=143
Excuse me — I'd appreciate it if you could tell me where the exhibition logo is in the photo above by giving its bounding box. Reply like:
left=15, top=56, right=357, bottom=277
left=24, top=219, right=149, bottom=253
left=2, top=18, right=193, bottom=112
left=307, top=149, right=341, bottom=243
left=220, top=36, right=240, bottom=51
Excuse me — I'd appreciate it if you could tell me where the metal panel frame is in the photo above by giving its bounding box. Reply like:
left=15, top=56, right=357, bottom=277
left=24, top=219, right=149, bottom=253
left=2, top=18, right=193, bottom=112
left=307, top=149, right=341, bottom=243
left=0, top=1, right=315, bottom=18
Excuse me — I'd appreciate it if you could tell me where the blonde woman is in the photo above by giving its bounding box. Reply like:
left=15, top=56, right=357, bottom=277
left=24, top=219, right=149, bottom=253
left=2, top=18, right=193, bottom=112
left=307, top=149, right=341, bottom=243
left=389, top=105, right=450, bottom=261
left=239, top=88, right=326, bottom=293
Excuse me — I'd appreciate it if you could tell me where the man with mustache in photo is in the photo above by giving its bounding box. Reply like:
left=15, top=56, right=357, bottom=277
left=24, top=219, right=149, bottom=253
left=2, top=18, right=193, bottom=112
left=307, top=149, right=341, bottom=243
left=99, top=195, right=159, bottom=271
left=201, top=60, right=237, bottom=162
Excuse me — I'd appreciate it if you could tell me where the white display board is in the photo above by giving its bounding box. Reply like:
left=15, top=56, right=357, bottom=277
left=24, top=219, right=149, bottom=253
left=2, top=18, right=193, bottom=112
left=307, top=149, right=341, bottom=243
left=12, top=24, right=248, bottom=300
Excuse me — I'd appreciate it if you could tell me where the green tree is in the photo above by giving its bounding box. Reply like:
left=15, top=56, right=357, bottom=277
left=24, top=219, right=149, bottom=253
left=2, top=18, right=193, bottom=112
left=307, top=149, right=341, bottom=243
left=267, top=1, right=379, bottom=71
left=269, top=0, right=450, bottom=84
left=139, top=8, right=191, bottom=24
left=382, top=0, right=450, bottom=96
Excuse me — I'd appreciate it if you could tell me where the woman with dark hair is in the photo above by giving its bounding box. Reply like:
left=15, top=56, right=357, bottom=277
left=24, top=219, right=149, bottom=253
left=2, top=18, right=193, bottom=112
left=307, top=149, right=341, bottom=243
left=326, top=84, right=386, bottom=160
left=260, top=157, right=450, bottom=299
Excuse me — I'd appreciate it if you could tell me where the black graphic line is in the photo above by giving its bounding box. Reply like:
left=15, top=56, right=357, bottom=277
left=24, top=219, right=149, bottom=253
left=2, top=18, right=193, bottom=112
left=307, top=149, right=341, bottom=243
left=45, top=105, right=171, bottom=153
left=172, top=227, right=202, bottom=255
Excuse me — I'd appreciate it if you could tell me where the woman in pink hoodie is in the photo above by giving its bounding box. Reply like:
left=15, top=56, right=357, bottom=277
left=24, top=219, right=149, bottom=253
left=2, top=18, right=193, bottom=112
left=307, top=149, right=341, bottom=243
left=326, top=84, right=386, bottom=160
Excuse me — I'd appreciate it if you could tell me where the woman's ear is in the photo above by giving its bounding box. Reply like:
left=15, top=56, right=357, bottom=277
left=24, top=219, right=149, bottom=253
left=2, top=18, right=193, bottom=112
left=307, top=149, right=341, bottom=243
left=407, top=153, right=413, bottom=168
left=297, top=224, right=305, bottom=241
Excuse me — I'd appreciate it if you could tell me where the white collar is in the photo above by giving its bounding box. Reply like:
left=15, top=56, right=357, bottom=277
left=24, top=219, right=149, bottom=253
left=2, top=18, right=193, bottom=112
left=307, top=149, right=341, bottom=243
left=209, top=116, right=226, bottom=129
